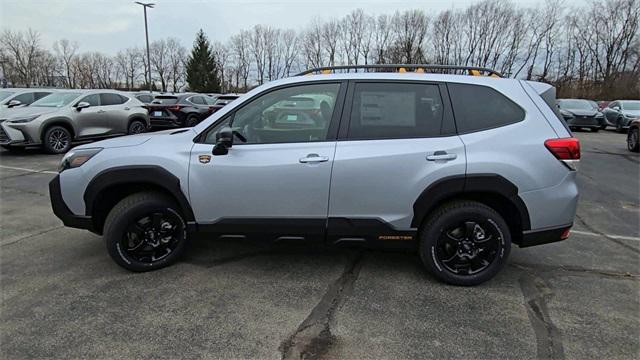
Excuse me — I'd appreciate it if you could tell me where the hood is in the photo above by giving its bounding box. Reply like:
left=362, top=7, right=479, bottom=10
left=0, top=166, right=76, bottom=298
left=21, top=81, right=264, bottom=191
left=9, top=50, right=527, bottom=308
left=563, top=108, right=598, bottom=117
left=75, top=128, right=195, bottom=150
left=0, top=106, right=60, bottom=120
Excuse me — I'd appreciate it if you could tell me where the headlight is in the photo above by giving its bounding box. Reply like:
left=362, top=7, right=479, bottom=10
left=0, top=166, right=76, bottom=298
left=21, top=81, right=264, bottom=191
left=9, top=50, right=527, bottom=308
left=59, top=148, right=102, bottom=172
left=8, top=115, right=39, bottom=123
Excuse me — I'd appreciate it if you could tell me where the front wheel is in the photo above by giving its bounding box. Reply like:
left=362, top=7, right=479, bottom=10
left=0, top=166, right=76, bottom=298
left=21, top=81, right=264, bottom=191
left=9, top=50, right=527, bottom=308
left=419, top=201, right=511, bottom=286
left=103, top=192, right=188, bottom=272
left=43, top=126, right=72, bottom=154
left=628, top=127, right=639, bottom=152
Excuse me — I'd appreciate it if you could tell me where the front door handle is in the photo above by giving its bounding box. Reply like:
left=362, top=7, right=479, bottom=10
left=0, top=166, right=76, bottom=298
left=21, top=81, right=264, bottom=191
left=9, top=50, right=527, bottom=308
left=426, top=151, right=457, bottom=161
left=96, top=110, right=106, bottom=114
left=299, top=153, right=329, bottom=163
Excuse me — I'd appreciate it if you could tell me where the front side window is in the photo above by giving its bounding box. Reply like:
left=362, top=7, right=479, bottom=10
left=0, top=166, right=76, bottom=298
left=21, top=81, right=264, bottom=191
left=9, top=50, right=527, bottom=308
left=79, top=94, right=100, bottom=107
left=100, top=93, right=126, bottom=106
left=206, top=83, right=340, bottom=144
left=348, top=82, right=444, bottom=140
left=448, top=83, right=525, bottom=133
left=35, top=92, right=52, bottom=100
left=13, top=93, right=34, bottom=105
left=136, top=94, right=153, bottom=103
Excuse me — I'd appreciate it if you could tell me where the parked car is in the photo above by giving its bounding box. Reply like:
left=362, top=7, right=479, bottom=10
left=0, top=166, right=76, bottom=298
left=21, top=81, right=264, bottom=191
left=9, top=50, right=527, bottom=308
left=146, top=93, right=217, bottom=129
left=557, top=98, right=604, bottom=131
left=0, top=88, right=56, bottom=119
left=602, top=100, right=640, bottom=132
left=50, top=65, right=579, bottom=286
left=628, top=119, right=639, bottom=152
left=131, top=92, right=156, bottom=104
left=209, top=94, right=240, bottom=113
left=0, top=90, right=149, bottom=153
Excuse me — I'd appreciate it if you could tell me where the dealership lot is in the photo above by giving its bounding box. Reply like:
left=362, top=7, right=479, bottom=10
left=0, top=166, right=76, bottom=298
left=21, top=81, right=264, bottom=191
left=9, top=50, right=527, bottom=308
left=1, top=131, right=638, bottom=359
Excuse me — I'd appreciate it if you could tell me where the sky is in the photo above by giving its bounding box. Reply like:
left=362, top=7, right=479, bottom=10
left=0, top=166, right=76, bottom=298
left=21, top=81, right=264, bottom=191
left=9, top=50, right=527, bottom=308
left=0, top=0, right=584, bottom=54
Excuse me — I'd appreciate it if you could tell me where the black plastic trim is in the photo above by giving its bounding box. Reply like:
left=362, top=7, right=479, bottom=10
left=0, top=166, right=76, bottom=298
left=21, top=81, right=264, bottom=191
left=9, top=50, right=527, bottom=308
left=521, top=224, right=572, bottom=247
left=197, top=217, right=326, bottom=242
left=83, top=165, right=195, bottom=222
left=49, top=175, right=94, bottom=231
left=411, top=174, right=531, bottom=231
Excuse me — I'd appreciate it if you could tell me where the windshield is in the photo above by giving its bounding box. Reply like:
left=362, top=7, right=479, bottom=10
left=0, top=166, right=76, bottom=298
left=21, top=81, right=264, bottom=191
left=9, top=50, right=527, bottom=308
left=621, top=101, right=640, bottom=111
left=558, top=99, right=592, bottom=110
left=31, top=92, right=81, bottom=107
left=0, top=91, right=15, bottom=101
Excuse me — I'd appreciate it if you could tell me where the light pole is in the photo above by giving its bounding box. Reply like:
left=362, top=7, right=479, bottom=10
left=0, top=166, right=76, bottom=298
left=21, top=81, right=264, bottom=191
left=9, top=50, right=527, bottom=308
left=135, top=2, right=154, bottom=93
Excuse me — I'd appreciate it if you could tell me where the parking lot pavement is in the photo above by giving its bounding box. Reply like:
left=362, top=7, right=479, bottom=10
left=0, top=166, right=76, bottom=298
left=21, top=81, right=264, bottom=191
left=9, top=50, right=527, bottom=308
left=1, top=130, right=638, bottom=359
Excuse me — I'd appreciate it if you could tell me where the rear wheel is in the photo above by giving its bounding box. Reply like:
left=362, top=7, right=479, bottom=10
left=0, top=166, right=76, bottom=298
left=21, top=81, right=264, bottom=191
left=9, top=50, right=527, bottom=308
left=185, top=114, right=199, bottom=127
left=128, top=120, right=147, bottom=134
left=628, top=127, right=639, bottom=152
left=103, top=192, right=188, bottom=272
left=419, top=201, right=511, bottom=286
left=43, top=126, right=72, bottom=154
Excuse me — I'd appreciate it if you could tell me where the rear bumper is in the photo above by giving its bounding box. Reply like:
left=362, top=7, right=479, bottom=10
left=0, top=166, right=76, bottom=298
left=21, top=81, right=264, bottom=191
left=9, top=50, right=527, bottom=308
left=520, top=224, right=572, bottom=247
left=49, top=175, right=94, bottom=231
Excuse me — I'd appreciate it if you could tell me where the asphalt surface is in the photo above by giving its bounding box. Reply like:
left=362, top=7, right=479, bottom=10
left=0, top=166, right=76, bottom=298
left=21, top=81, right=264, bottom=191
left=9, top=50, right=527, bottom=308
left=1, top=130, right=638, bottom=359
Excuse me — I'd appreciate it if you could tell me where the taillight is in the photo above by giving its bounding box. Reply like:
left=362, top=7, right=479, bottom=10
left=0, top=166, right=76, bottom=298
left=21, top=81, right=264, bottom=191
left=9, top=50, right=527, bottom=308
left=168, top=105, right=183, bottom=111
left=545, top=137, right=580, bottom=170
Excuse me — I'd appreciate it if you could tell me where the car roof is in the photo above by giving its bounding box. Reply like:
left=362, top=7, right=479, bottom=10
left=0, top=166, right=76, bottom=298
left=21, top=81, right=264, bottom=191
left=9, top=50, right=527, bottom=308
left=0, top=88, right=58, bottom=94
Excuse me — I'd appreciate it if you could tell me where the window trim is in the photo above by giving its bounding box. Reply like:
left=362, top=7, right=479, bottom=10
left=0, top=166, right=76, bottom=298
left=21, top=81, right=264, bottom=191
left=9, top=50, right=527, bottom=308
left=194, top=80, right=348, bottom=145
left=337, top=79, right=456, bottom=141
left=446, top=82, right=526, bottom=135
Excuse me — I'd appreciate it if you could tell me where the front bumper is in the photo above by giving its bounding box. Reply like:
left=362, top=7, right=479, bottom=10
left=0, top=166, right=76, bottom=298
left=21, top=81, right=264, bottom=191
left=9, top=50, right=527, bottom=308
left=0, top=121, right=38, bottom=146
left=49, top=175, right=94, bottom=231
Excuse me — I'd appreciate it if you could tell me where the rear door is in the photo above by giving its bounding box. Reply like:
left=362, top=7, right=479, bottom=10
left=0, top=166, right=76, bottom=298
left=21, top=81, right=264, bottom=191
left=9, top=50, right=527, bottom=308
left=99, top=93, right=129, bottom=134
left=327, top=81, right=466, bottom=243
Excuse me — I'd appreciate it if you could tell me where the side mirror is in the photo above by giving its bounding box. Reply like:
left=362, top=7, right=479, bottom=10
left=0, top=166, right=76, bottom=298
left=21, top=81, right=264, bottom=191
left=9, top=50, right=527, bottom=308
left=212, top=126, right=233, bottom=156
left=7, top=99, right=22, bottom=108
left=612, top=106, right=621, bottom=111
left=76, top=101, right=91, bottom=111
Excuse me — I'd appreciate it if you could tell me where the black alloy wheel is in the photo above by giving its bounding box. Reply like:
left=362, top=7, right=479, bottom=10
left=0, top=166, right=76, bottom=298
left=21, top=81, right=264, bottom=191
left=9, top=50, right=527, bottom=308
left=436, top=220, right=501, bottom=275
left=419, top=201, right=511, bottom=286
left=121, top=210, right=185, bottom=264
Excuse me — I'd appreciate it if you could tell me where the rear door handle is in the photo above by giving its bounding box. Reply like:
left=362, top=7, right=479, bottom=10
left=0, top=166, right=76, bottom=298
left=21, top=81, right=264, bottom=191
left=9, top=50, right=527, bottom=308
left=426, top=151, right=457, bottom=161
left=299, top=153, right=329, bottom=163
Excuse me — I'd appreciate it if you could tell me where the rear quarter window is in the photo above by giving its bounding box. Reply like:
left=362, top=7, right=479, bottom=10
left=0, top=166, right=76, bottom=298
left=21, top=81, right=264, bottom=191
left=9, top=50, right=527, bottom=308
left=448, top=83, right=525, bottom=133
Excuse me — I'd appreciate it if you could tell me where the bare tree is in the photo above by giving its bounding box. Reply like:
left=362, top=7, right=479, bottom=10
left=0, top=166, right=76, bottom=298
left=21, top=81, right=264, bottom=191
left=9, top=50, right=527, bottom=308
left=0, top=29, right=43, bottom=87
left=53, top=39, right=79, bottom=88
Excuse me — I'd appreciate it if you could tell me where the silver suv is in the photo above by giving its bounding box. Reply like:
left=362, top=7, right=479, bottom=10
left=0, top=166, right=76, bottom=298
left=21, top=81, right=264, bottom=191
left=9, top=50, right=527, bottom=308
left=1, top=90, right=149, bottom=153
left=49, top=65, right=580, bottom=285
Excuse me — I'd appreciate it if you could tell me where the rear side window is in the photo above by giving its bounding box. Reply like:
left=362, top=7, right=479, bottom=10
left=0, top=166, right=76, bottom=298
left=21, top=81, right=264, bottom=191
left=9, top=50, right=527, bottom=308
left=448, top=83, right=524, bottom=133
left=136, top=94, right=153, bottom=103
left=347, top=82, right=444, bottom=140
left=189, top=96, right=205, bottom=105
left=100, top=93, right=126, bottom=105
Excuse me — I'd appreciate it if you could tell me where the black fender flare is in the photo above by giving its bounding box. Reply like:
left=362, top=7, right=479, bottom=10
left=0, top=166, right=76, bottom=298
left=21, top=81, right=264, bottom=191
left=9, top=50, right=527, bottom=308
left=84, top=165, right=195, bottom=222
left=411, top=174, right=531, bottom=231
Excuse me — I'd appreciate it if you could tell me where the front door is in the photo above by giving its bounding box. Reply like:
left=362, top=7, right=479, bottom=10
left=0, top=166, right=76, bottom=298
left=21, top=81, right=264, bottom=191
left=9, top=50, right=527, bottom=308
left=189, top=82, right=345, bottom=241
left=74, top=94, right=109, bottom=138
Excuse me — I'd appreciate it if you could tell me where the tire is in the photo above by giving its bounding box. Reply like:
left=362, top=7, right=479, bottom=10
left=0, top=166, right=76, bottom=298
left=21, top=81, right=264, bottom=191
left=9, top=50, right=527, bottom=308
left=628, top=127, right=640, bottom=152
left=128, top=119, right=147, bottom=135
left=103, top=192, right=188, bottom=272
left=591, top=127, right=599, bottom=133
left=43, top=126, right=72, bottom=154
left=185, top=114, right=199, bottom=127
left=418, top=200, right=511, bottom=286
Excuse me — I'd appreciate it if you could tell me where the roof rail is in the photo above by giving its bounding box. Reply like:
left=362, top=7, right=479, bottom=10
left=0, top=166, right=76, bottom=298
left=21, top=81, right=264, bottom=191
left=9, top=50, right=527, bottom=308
left=295, top=64, right=503, bottom=78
